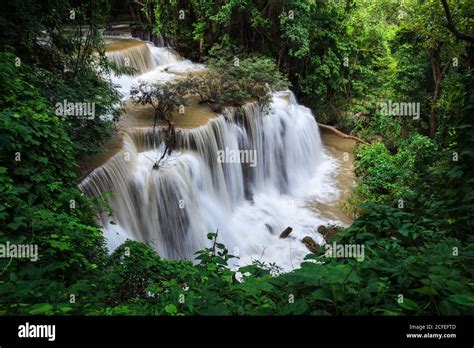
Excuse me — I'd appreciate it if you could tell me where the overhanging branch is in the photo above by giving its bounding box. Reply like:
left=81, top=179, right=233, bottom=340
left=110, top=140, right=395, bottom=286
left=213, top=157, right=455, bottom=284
left=440, top=0, right=474, bottom=43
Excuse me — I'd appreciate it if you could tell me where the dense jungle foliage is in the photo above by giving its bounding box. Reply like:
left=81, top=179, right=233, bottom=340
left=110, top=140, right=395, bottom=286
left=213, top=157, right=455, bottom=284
left=0, top=0, right=473, bottom=315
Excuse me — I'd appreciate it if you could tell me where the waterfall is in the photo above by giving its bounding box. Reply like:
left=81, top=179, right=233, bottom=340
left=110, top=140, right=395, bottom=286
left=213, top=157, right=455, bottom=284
left=105, top=38, right=204, bottom=100
left=147, top=45, right=180, bottom=66
left=79, top=91, right=341, bottom=270
left=105, top=41, right=157, bottom=75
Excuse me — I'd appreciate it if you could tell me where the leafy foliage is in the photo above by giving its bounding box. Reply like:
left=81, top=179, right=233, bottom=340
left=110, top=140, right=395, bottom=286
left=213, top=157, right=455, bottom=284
left=0, top=0, right=121, bottom=158
left=185, top=54, right=288, bottom=111
left=152, top=0, right=351, bottom=118
left=0, top=51, right=107, bottom=315
left=130, top=80, right=188, bottom=125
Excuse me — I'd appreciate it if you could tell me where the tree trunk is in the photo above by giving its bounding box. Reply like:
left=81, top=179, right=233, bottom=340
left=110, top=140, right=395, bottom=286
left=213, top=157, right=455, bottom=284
left=428, top=48, right=449, bottom=138
left=430, top=80, right=441, bottom=138
left=317, top=123, right=368, bottom=144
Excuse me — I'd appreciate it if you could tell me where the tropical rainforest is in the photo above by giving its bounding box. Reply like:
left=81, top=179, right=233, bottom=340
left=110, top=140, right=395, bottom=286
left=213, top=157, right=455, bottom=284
left=0, top=0, right=473, bottom=316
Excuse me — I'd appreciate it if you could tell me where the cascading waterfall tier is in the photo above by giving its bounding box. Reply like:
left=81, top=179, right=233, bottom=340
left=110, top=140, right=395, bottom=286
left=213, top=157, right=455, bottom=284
left=79, top=91, right=341, bottom=270
left=105, top=40, right=157, bottom=75
left=105, top=38, right=203, bottom=100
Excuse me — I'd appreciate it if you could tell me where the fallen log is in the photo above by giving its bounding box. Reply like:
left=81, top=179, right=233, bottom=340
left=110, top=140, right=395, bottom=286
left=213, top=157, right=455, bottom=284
left=317, top=123, right=369, bottom=145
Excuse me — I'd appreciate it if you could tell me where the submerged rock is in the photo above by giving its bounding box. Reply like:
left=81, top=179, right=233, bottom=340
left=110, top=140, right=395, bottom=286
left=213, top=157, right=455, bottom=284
left=302, top=236, right=318, bottom=253
left=265, top=223, right=274, bottom=234
left=279, top=226, right=293, bottom=238
left=280, top=226, right=293, bottom=238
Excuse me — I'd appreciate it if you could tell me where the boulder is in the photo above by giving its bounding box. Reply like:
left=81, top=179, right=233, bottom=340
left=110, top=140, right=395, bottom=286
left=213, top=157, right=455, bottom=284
left=302, top=236, right=318, bottom=253
left=317, top=224, right=341, bottom=239
left=279, top=226, right=293, bottom=238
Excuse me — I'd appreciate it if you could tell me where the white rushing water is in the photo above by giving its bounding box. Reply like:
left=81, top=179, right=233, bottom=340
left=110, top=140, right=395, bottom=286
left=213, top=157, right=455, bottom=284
left=81, top=37, right=343, bottom=271
left=105, top=38, right=204, bottom=100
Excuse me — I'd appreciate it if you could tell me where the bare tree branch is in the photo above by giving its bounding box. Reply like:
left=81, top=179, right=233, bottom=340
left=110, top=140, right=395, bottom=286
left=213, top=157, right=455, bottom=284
left=440, top=0, right=474, bottom=43
left=317, top=123, right=369, bottom=145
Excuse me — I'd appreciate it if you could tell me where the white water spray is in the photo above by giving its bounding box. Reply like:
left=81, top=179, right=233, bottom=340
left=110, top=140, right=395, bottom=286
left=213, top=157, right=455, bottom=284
left=105, top=39, right=204, bottom=100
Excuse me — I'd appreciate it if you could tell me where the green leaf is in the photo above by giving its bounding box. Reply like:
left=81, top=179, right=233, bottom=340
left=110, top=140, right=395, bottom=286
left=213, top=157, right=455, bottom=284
left=29, top=303, right=53, bottom=315
left=281, top=300, right=309, bottom=315
left=207, top=232, right=217, bottom=240
left=397, top=298, right=419, bottom=311
left=207, top=264, right=217, bottom=271
left=165, top=304, right=178, bottom=314
left=413, top=287, right=438, bottom=296
left=447, top=295, right=474, bottom=307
